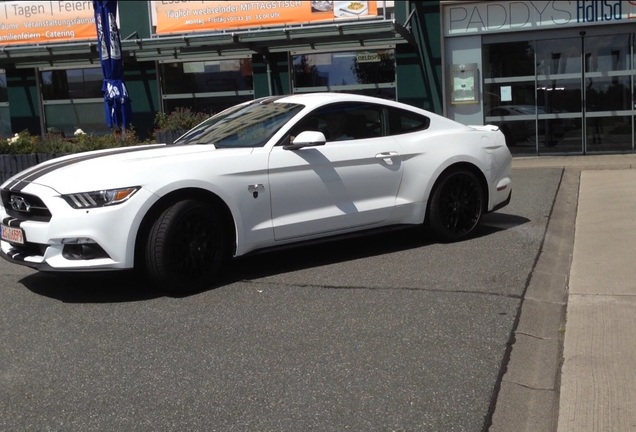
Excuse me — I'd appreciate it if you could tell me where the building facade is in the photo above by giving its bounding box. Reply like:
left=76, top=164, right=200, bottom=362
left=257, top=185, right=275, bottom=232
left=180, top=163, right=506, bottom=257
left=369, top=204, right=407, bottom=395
left=0, top=1, right=442, bottom=142
left=442, top=0, right=636, bottom=155
left=3, top=1, right=633, bottom=156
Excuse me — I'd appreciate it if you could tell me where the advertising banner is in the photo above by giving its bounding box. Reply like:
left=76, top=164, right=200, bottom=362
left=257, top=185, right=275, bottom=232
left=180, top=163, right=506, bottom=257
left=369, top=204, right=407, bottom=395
left=0, top=1, right=96, bottom=46
left=153, top=1, right=378, bottom=36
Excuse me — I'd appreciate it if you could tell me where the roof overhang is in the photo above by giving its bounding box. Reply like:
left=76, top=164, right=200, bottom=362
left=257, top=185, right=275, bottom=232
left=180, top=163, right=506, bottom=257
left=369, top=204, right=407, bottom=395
left=0, top=19, right=412, bottom=68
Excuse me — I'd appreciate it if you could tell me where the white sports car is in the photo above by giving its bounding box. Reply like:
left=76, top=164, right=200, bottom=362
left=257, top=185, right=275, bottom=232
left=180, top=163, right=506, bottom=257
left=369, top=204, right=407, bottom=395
left=1, top=93, right=512, bottom=293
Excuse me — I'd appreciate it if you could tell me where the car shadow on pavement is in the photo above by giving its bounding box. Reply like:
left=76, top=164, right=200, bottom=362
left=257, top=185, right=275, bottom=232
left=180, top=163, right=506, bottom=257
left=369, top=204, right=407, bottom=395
left=223, top=212, right=529, bottom=282
left=19, top=212, right=528, bottom=302
left=479, top=212, right=530, bottom=233
left=21, top=270, right=161, bottom=303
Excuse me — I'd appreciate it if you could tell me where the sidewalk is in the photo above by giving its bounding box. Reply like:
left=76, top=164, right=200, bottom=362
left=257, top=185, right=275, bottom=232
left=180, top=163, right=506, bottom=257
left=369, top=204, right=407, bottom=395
left=557, top=168, right=636, bottom=431
left=492, top=154, right=636, bottom=432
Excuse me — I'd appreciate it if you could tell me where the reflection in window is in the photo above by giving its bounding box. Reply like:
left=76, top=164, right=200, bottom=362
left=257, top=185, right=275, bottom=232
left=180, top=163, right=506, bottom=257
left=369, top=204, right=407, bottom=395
left=292, top=49, right=395, bottom=88
left=164, top=95, right=253, bottom=118
left=0, top=69, right=8, bottom=138
left=177, top=100, right=303, bottom=148
left=161, top=59, right=253, bottom=94
left=586, top=76, right=631, bottom=112
left=0, top=69, right=7, bottom=102
left=483, top=42, right=535, bottom=78
left=584, top=34, right=630, bottom=72
left=41, top=67, right=103, bottom=100
left=39, top=67, right=107, bottom=136
left=535, top=38, right=581, bottom=75
left=483, top=82, right=536, bottom=114
left=300, top=102, right=385, bottom=141
left=43, top=102, right=108, bottom=137
left=0, top=106, right=10, bottom=138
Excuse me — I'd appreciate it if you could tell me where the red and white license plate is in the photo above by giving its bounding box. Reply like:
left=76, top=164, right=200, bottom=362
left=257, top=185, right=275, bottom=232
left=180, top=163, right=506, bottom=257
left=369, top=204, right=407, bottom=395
left=1, top=224, right=25, bottom=245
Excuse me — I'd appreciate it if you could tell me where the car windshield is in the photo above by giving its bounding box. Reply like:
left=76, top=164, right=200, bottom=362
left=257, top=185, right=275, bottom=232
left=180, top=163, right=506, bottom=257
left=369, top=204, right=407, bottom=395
left=174, top=99, right=304, bottom=148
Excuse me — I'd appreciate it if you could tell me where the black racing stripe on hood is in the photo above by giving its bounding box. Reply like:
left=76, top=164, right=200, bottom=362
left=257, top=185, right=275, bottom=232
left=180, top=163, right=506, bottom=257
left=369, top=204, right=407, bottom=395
left=5, top=145, right=161, bottom=192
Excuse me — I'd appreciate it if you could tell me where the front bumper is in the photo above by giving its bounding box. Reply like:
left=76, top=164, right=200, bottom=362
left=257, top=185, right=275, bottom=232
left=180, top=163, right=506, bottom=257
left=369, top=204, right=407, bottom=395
left=1, top=183, right=155, bottom=272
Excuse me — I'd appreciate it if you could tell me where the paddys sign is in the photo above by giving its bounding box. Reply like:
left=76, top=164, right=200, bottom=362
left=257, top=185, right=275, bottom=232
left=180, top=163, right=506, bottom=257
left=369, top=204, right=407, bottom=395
left=152, top=1, right=379, bottom=35
left=0, top=1, right=96, bottom=46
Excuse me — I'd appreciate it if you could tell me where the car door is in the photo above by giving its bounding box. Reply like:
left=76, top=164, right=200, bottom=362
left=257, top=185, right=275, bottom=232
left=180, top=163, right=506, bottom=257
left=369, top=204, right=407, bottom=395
left=268, top=102, right=403, bottom=241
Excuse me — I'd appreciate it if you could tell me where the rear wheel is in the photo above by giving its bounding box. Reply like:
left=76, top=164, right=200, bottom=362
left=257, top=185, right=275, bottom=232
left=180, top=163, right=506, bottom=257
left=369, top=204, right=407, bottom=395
left=427, top=169, right=484, bottom=242
left=145, top=199, right=227, bottom=294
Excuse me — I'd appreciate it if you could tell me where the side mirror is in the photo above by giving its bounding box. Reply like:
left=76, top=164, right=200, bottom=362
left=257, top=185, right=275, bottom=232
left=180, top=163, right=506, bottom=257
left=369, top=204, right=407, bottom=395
left=283, top=131, right=326, bottom=150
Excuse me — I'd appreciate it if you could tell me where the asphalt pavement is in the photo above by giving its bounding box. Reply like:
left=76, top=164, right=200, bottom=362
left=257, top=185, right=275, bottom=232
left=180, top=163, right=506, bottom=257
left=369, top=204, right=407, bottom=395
left=491, top=154, right=636, bottom=432
left=2, top=152, right=635, bottom=431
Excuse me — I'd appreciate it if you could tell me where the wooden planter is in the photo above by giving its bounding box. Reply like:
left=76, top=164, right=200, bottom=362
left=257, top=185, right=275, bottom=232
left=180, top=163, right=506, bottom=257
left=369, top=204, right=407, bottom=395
left=0, top=153, right=63, bottom=184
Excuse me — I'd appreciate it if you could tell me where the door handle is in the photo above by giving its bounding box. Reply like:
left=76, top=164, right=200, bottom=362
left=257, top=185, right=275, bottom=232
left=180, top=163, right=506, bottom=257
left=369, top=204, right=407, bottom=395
left=375, top=151, right=399, bottom=166
left=375, top=151, right=398, bottom=158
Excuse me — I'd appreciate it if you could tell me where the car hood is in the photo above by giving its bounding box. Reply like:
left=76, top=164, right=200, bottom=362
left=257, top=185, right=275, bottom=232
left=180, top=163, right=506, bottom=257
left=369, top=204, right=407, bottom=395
left=2, top=144, right=253, bottom=194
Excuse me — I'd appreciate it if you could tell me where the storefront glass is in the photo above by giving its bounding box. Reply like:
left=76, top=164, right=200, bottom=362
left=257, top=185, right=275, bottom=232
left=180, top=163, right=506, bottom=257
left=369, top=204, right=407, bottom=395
left=159, top=58, right=254, bottom=116
left=40, top=66, right=108, bottom=137
left=0, top=69, right=9, bottom=138
left=535, top=35, right=582, bottom=154
left=484, top=32, right=634, bottom=155
left=163, top=95, right=253, bottom=117
left=583, top=34, right=633, bottom=154
left=292, top=49, right=396, bottom=99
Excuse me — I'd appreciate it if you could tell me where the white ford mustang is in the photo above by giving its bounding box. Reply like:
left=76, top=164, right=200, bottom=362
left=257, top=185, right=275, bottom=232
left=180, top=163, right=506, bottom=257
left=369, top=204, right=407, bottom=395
left=1, top=93, right=512, bottom=293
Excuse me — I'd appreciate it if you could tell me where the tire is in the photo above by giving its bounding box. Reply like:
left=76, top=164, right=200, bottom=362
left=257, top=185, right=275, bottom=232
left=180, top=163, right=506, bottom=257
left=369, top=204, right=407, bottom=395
left=427, top=169, right=484, bottom=242
left=145, top=199, right=227, bottom=294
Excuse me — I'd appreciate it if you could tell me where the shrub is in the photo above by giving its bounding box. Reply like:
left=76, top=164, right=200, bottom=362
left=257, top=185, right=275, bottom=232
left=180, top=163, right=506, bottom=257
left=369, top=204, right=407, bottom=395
left=0, top=128, right=144, bottom=155
left=155, top=107, right=208, bottom=132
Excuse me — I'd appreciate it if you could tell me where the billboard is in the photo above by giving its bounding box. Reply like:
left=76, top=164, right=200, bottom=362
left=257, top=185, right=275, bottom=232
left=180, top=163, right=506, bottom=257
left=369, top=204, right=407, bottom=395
left=152, top=1, right=379, bottom=36
left=0, top=1, right=96, bottom=46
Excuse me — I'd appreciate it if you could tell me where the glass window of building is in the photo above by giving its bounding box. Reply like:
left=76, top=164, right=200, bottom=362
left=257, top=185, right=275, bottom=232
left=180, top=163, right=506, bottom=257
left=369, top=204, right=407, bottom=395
left=0, top=69, right=7, bottom=102
left=0, top=69, right=11, bottom=138
left=292, top=48, right=396, bottom=99
left=160, top=58, right=254, bottom=116
left=40, top=66, right=108, bottom=137
left=484, top=30, right=634, bottom=155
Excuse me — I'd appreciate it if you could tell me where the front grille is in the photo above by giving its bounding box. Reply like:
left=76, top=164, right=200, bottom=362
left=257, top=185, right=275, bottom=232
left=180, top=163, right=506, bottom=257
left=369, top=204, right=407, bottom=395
left=1, top=190, right=52, bottom=222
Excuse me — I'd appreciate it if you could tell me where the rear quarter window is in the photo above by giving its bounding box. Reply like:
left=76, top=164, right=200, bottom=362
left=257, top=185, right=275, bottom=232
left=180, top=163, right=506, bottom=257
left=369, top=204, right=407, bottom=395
left=388, top=107, right=431, bottom=136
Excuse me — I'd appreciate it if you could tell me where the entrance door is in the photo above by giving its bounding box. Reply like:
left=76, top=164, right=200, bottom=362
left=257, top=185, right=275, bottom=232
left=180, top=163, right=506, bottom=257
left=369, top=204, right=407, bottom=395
left=581, top=34, right=633, bottom=154
left=534, top=37, right=583, bottom=154
left=484, top=31, right=634, bottom=155
left=535, top=33, right=633, bottom=154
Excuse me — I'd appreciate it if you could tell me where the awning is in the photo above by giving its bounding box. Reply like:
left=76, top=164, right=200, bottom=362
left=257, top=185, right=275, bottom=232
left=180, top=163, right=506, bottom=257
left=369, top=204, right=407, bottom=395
left=0, top=19, right=412, bottom=68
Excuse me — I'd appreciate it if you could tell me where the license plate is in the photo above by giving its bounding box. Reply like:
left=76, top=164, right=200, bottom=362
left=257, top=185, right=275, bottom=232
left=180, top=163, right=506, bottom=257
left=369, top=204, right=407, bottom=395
left=1, top=224, right=24, bottom=245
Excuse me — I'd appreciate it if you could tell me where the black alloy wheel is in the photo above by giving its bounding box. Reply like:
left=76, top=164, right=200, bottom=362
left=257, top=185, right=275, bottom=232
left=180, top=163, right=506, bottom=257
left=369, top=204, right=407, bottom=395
left=145, top=199, right=227, bottom=294
left=428, top=169, right=484, bottom=242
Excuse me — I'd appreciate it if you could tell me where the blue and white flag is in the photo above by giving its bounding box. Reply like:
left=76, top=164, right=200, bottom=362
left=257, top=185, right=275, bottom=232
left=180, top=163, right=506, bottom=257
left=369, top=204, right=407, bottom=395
left=94, top=0, right=131, bottom=129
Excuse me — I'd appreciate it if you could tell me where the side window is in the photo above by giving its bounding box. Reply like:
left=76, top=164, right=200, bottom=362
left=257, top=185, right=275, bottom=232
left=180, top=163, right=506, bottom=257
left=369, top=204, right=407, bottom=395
left=298, top=102, right=384, bottom=142
left=387, top=107, right=430, bottom=135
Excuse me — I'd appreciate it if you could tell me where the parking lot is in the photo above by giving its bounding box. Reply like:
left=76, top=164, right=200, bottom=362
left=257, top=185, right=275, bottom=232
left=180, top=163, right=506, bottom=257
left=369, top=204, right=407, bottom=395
left=0, top=167, right=563, bottom=432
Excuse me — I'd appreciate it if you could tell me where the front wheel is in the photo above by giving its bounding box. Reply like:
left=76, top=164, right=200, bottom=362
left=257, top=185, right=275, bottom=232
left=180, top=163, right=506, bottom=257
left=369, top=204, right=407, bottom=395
left=427, top=169, right=484, bottom=242
left=145, top=199, right=228, bottom=294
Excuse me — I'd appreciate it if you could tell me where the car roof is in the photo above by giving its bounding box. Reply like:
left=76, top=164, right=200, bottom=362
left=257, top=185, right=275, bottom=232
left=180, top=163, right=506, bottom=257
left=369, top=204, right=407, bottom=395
left=247, top=92, right=462, bottom=130
left=271, top=92, right=427, bottom=113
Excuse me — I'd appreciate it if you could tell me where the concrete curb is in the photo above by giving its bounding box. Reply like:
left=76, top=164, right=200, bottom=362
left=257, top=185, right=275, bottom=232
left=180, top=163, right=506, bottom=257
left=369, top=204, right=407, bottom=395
left=489, top=167, right=578, bottom=432
left=491, top=154, right=636, bottom=432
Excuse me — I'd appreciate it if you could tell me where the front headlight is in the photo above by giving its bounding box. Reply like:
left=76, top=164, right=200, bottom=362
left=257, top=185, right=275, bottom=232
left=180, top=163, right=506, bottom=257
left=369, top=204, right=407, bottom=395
left=62, top=187, right=140, bottom=209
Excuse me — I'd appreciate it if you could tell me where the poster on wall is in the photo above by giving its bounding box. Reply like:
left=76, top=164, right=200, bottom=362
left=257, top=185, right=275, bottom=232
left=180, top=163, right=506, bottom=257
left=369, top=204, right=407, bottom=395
left=0, top=1, right=97, bottom=46
left=152, top=1, right=378, bottom=36
left=450, top=63, right=479, bottom=104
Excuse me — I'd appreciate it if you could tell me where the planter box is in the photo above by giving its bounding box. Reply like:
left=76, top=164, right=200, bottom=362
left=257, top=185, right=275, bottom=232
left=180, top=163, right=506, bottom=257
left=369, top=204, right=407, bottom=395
left=0, top=153, right=64, bottom=184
